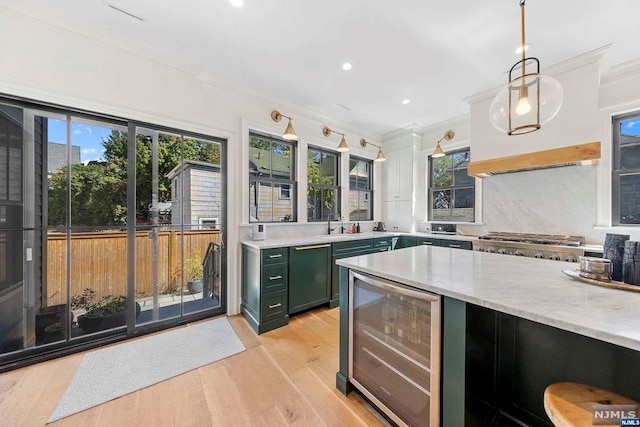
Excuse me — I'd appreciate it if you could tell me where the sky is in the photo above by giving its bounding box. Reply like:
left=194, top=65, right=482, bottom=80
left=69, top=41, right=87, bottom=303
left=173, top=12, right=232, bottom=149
left=48, top=119, right=113, bottom=162
left=622, top=118, right=640, bottom=135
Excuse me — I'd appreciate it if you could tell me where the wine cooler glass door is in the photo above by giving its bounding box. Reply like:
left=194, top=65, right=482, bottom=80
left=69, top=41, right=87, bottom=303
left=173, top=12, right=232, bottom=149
left=348, top=270, right=440, bottom=427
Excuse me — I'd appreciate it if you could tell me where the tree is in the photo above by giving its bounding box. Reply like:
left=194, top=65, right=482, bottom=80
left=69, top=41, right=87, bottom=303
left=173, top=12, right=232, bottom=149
left=431, top=156, right=453, bottom=209
left=307, top=149, right=337, bottom=220
left=48, top=163, right=127, bottom=226
left=48, top=130, right=221, bottom=227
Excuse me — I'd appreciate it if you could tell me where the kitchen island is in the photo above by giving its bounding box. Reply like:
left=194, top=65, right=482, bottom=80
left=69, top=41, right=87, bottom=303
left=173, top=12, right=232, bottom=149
left=335, top=245, right=640, bottom=426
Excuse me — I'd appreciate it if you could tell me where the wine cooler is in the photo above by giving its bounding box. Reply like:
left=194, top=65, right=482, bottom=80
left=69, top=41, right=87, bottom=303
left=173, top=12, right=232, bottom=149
left=348, top=270, right=441, bottom=427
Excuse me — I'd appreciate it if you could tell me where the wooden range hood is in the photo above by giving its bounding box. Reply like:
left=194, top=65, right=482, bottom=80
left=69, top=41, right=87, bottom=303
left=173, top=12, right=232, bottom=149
left=467, top=141, right=601, bottom=178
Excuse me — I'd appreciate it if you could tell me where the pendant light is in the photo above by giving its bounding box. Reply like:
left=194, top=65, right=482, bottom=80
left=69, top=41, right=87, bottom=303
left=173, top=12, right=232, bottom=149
left=322, top=127, right=349, bottom=152
left=431, top=130, right=455, bottom=158
left=271, top=110, right=297, bottom=141
left=489, top=0, right=563, bottom=135
left=359, top=139, right=386, bottom=162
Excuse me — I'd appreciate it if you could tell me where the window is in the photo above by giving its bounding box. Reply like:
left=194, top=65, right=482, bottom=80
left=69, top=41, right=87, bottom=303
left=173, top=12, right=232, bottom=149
left=249, top=131, right=296, bottom=222
left=279, top=184, right=291, bottom=200
left=612, top=113, right=640, bottom=225
left=349, top=156, right=373, bottom=221
left=429, top=148, right=474, bottom=222
left=307, top=146, right=339, bottom=221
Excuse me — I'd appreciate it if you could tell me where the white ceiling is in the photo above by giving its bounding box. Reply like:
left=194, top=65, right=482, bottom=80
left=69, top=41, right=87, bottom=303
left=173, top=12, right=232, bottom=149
left=27, top=0, right=640, bottom=136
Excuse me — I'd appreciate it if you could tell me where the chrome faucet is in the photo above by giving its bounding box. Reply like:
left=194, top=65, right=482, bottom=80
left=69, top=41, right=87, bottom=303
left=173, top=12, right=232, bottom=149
left=327, top=212, right=342, bottom=235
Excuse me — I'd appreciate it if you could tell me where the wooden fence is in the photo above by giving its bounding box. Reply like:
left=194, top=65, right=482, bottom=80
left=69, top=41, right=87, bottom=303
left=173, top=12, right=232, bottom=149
left=46, top=230, right=221, bottom=305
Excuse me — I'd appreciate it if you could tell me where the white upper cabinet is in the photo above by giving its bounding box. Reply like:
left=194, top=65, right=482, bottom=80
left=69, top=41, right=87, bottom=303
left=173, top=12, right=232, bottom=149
left=383, top=147, right=413, bottom=201
left=383, top=200, right=412, bottom=232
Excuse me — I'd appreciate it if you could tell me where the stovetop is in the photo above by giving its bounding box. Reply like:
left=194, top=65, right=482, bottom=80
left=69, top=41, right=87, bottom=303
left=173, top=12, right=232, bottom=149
left=478, top=232, right=584, bottom=247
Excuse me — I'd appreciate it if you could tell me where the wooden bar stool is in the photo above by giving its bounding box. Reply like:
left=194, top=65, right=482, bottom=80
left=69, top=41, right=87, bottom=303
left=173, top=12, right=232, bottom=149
left=544, top=382, right=638, bottom=426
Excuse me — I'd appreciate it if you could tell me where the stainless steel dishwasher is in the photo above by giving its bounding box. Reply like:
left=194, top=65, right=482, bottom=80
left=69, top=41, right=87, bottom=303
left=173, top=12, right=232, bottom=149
left=348, top=270, right=441, bottom=427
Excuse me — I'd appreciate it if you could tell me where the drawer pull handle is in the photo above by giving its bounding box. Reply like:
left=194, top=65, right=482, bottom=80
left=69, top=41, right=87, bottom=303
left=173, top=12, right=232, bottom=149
left=268, top=254, right=283, bottom=259
left=422, top=242, right=433, bottom=245
left=449, top=244, right=461, bottom=248
left=269, top=303, right=282, bottom=309
left=295, top=244, right=331, bottom=251
left=378, top=241, right=387, bottom=244
left=269, top=275, right=283, bottom=280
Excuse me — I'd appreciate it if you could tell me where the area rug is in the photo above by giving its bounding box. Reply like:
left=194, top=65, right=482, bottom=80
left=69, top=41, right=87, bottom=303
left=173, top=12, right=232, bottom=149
left=48, top=317, right=245, bottom=423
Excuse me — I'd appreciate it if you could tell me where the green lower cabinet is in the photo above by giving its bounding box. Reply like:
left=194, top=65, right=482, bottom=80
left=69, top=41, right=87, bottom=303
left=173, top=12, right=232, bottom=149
left=330, top=239, right=374, bottom=308
left=289, top=243, right=332, bottom=314
left=397, top=236, right=417, bottom=248
left=241, top=245, right=290, bottom=334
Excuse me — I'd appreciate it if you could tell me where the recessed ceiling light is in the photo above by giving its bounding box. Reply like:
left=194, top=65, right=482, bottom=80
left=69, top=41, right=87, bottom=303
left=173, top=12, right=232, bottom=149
left=515, top=44, right=530, bottom=54
left=342, top=62, right=352, bottom=71
left=402, top=99, right=410, bottom=105
left=229, top=0, right=243, bottom=7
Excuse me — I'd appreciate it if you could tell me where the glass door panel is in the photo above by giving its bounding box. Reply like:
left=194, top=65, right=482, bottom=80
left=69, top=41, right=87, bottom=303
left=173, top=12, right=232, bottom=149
left=134, top=129, right=223, bottom=326
left=180, top=135, right=222, bottom=316
left=66, top=118, right=129, bottom=339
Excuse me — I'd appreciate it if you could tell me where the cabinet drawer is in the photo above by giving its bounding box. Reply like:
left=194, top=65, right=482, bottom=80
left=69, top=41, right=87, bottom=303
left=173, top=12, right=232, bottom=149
left=373, top=238, right=391, bottom=248
left=333, top=239, right=373, bottom=255
left=261, top=264, right=288, bottom=293
left=262, top=247, right=289, bottom=265
left=441, top=239, right=472, bottom=250
left=417, top=238, right=441, bottom=246
left=261, top=290, right=288, bottom=322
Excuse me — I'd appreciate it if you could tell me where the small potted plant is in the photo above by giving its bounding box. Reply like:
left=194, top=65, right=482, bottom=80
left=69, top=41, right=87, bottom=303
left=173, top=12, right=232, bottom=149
left=184, top=256, right=204, bottom=295
left=71, top=288, right=140, bottom=333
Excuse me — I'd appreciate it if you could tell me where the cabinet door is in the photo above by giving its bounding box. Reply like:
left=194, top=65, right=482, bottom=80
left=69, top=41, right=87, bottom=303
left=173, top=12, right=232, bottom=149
left=383, top=148, right=413, bottom=202
left=289, top=244, right=331, bottom=314
left=396, top=147, right=413, bottom=201
left=395, top=200, right=413, bottom=232
left=383, top=150, right=400, bottom=202
left=383, top=201, right=399, bottom=231
left=384, top=200, right=413, bottom=232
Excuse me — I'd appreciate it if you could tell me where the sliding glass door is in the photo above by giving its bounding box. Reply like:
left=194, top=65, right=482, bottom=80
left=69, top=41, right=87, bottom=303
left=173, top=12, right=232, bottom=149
left=134, top=128, right=224, bottom=328
left=0, top=98, right=226, bottom=370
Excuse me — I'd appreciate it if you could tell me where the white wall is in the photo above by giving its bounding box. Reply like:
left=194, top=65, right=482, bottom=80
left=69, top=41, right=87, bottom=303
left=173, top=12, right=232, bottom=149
left=0, top=4, right=383, bottom=314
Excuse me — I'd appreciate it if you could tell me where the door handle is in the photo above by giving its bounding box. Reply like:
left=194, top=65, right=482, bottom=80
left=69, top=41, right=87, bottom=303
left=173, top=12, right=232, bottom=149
left=295, top=244, right=331, bottom=251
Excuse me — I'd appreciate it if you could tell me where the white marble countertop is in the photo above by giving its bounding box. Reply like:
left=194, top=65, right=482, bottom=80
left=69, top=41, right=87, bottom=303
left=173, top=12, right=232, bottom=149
left=241, top=231, right=477, bottom=249
left=337, top=245, right=640, bottom=352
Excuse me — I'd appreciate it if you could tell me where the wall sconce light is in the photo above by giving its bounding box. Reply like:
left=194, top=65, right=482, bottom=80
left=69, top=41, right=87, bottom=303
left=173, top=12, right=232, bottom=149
left=431, top=130, right=455, bottom=158
left=489, top=0, right=563, bottom=135
left=359, top=139, right=386, bottom=162
left=322, top=127, right=349, bottom=152
left=271, top=110, right=297, bottom=141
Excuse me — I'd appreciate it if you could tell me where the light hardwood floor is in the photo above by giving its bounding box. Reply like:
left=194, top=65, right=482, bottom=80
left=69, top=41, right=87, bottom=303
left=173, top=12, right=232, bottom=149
left=0, top=307, right=391, bottom=426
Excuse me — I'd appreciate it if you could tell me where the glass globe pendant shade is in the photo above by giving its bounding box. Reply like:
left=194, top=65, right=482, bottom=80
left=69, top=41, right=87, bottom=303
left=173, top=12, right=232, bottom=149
left=489, top=58, right=563, bottom=135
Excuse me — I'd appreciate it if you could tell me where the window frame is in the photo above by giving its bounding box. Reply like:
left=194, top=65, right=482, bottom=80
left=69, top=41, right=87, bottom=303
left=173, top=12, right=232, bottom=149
left=248, top=130, right=297, bottom=223
left=307, top=145, right=340, bottom=222
left=348, top=155, right=373, bottom=221
left=612, top=112, right=640, bottom=226
left=428, top=147, right=475, bottom=223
